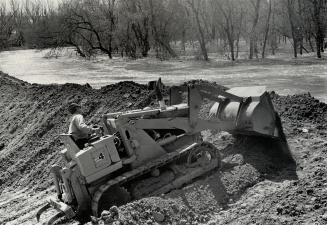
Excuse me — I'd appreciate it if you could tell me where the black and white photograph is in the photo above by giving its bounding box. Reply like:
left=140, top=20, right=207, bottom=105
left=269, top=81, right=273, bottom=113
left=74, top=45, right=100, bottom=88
left=0, top=0, right=326, bottom=224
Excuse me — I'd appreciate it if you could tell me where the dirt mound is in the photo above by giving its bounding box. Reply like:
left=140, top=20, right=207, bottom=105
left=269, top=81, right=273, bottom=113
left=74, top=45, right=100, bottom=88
left=0, top=72, right=153, bottom=192
left=89, top=198, right=204, bottom=225
left=272, top=92, right=327, bottom=125
left=206, top=95, right=327, bottom=225
left=182, top=79, right=228, bottom=90
left=271, top=92, right=327, bottom=141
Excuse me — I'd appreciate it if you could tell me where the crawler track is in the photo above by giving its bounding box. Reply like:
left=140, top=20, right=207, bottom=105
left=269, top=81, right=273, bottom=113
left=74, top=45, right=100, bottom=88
left=91, top=142, right=220, bottom=216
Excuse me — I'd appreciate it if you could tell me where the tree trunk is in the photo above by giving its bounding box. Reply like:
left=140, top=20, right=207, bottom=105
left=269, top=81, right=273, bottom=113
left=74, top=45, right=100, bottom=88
left=143, top=18, right=150, bottom=57
left=108, top=36, right=113, bottom=59
left=67, top=40, right=86, bottom=58
left=316, top=37, right=321, bottom=58
left=292, top=39, right=298, bottom=58
left=229, top=39, right=235, bottom=61
left=254, top=43, right=259, bottom=58
left=148, top=0, right=177, bottom=58
left=308, top=35, right=314, bottom=52
left=249, top=0, right=261, bottom=59
left=181, top=29, right=186, bottom=52
left=249, top=41, right=254, bottom=59
left=320, top=36, right=324, bottom=52
left=270, top=4, right=277, bottom=55
left=131, top=19, right=150, bottom=58
left=286, top=0, right=297, bottom=58
left=189, top=0, right=209, bottom=61
left=298, top=0, right=303, bottom=56
left=226, top=29, right=235, bottom=61
left=299, top=38, right=303, bottom=55
left=236, top=34, right=240, bottom=59
left=312, top=0, right=323, bottom=58
left=236, top=10, right=243, bottom=59
left=262, top=0, right=272, bottom=58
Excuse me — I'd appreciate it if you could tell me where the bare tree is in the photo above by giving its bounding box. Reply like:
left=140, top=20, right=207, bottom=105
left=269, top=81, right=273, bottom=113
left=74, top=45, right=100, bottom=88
left=186, top=0, right=209, bottom=61
left=270, top=2, right=278, bottom=55
left=60, top=0, right=117, bottom=58
left=249, top=0, right=261, bottom=59
left=234, top=9, right=244, bottom=59
left=121, top=0, right=150, bottom=57
left=148, top=0, right=177, bottom=58
left=286, top=0, right=299, bottom=58
left=309, top=0, right=326, bottom=58
left=213, top=0, right=244, bottom=61
left=10, top=0, right=25, bottom=47
left=2, top=0, right=325, bottom=60
left=0, top=3, right=14, bottom=50
left=262, top=0, right=272, bottom=58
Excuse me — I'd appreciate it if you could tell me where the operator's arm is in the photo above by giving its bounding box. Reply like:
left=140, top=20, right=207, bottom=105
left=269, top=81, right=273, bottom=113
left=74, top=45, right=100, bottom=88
left=74, top=114, right=93, bottom=135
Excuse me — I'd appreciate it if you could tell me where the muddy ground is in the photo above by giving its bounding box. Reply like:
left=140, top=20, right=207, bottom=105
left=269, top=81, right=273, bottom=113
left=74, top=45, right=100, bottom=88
left=0, top=71, right=326, bottom=225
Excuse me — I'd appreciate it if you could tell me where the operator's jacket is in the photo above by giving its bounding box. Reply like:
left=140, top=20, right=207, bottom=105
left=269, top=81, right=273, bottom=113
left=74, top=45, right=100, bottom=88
left=69, top=114, right=92, bottom=141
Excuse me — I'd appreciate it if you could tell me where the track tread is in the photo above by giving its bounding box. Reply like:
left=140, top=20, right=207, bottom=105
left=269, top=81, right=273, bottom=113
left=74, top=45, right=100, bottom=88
left=91, top=142, right=201, bottom=216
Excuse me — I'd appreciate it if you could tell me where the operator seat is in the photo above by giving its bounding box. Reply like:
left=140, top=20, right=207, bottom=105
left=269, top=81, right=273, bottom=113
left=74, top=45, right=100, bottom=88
left=59, top=134, right=81, bottom=161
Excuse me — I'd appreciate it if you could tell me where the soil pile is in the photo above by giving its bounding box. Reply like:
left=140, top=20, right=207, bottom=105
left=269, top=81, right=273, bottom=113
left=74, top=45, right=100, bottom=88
left=0, top=72, right=153, bottom=192
left=209, top=94, right=327, bottom=224
left=1, top=72, right=326, bottom=225
left=272, top=92, right=327, bottom=130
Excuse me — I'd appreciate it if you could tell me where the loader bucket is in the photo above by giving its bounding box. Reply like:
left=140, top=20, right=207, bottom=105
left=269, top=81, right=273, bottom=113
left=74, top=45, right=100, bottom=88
left=209, top=86, right=284, bottom=140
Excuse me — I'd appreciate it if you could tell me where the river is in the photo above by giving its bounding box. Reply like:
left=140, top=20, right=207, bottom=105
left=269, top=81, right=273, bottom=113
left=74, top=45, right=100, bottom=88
left=0, top=48, right=326, bottom=102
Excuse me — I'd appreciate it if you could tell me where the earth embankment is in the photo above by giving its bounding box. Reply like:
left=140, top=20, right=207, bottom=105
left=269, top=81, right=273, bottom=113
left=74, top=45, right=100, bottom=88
left=0, top=72, right=153, bottom=193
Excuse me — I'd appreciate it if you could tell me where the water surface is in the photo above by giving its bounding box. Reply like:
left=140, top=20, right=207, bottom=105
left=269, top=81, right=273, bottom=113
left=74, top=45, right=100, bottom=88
left=0, top=49, right=326, bottom=102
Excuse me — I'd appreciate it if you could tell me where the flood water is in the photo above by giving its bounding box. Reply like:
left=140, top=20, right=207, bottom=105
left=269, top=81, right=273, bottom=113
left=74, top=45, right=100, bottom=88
left=0, top=48, right=326, bottom=102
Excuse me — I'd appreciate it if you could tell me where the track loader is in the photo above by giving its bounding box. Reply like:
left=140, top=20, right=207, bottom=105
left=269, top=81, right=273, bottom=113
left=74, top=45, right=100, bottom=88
left=36, top=80, right=285, bottom=224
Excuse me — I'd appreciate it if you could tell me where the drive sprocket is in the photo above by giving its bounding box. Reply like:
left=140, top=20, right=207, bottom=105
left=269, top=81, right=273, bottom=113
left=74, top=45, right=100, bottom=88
left=96, top=185, right=131, bottom=215
left=186, top=142, right=220, bottom=169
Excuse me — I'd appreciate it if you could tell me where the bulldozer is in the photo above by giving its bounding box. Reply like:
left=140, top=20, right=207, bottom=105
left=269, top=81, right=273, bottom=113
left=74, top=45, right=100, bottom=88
left=36, top=79, right=285, bottom=224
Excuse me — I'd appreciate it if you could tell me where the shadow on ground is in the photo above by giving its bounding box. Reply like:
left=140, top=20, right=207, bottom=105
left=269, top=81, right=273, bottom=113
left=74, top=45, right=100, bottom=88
left=168, top=134, right=297, bottom=214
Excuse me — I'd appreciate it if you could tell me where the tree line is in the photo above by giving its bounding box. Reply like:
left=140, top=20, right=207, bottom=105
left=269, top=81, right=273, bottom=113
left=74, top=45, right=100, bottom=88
left=0, top=0, right=326, bottom=60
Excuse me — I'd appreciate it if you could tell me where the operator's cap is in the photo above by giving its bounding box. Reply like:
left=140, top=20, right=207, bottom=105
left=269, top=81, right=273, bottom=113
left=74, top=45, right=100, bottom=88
left=68, top=102, right=81, bottom=114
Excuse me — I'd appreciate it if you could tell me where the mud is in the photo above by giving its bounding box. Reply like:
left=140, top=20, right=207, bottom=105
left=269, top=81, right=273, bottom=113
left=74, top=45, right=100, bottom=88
left=0, top=71, right=326, bottom=225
